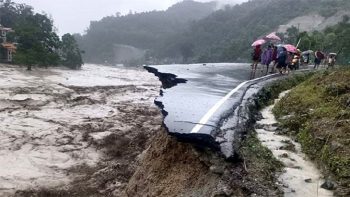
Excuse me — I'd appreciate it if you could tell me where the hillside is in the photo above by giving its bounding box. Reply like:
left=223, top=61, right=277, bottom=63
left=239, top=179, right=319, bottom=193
left=77, top=0, right=350, bottom=65
left=76, top=0, right=217, bottom=64
left=166, top=0, right=350, bottom=63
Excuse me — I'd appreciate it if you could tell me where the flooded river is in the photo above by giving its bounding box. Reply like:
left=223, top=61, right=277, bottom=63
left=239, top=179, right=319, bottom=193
left=0, top=64, right=161, bottom=195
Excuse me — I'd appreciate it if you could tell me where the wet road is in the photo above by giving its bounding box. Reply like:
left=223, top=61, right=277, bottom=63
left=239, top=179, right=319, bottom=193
left=147, top=63, right=277, bottom=149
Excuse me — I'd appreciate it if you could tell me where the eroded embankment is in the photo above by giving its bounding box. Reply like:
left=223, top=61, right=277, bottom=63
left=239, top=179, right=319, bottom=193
left=126, top=127, right=283, bottom=197
left=126, top=68, right=315, bottom=196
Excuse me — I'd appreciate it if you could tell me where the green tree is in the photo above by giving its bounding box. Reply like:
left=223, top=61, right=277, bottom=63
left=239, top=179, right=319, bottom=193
left=14, top=11, right=60, bottom=70
left=61, top=33, right=83, bottom=69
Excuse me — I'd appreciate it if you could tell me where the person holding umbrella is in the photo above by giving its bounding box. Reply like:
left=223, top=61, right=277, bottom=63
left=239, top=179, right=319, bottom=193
left=314, top=50, right=325, bottom=69
left=251, top=39, right=265, bottom=69
left=301, top=50, right=313, bottom=66
left=250, top=39, right=265, bottom=79
left=327, top=53, right=337, bottom=69
left=276, top=47, right=288, bottom=74
left=261, top=44, right=273, bottom=75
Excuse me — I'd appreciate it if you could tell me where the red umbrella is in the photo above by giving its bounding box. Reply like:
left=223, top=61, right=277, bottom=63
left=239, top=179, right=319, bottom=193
left=264, top=32, right=281, bottom=41
left=251, top=39, right=266, bottom=47
left=284, top=44, right=298, bottom=53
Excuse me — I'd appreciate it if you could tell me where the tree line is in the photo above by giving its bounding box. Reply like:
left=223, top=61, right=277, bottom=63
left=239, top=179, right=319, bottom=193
left=0, top=0, right=83, bottom=70
left=77, top=0, right=350, bottom=65
left=294, top=16, right=350, bottom=64
left=74, top=0, right=217, bottom=65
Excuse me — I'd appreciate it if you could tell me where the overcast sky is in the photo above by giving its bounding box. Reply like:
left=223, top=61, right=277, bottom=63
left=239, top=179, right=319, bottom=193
left=13, top=0, right=248, bottom=36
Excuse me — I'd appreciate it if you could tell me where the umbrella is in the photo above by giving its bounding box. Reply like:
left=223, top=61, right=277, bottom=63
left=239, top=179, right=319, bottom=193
left=264, top=32, right=281, bottom=41
left=251, top=39, right=266, bottom=47
left=301, top=50, right=314, bottom=55
left=284, top=44, right=298, bottom=53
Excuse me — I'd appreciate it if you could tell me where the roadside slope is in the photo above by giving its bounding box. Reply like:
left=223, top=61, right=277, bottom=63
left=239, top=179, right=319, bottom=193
left=273, top=69, right=350, bottom=196
left=125, top=128, right=283, bottom=197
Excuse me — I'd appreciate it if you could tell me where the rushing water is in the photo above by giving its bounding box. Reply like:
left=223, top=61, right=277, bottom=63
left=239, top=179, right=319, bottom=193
left=0, top=64, right=160, bottom=195
left=256, top=91, right=333, bottom=197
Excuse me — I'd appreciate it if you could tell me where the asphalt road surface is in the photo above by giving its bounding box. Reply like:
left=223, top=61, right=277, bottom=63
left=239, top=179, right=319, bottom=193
left=146, top=63, right=312, bottom=157
left=151, top=64, right=268, bottom=128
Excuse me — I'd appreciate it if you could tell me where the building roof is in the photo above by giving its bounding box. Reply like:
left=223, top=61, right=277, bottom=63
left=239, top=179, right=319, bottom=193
left=0, top=25, right=14, bottom=32
left=1, top=43, right=17, bottom=51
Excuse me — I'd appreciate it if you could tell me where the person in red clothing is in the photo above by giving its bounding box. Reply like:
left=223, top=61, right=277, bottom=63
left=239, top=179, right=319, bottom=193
left=251, top=45, right=262, bottom=70
left=314, top=50, right=325, bottom=69
left=250, top=45, right=262, bottom=79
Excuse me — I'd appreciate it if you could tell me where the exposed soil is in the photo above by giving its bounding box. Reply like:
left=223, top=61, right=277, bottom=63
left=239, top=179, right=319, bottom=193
left=125, top=128, right=283, bottom=197
left=277, top=11, right=350, bottom=33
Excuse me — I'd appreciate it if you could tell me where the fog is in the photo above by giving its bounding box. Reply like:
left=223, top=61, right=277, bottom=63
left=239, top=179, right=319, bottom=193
left=13, top=0, right=248, bottom=35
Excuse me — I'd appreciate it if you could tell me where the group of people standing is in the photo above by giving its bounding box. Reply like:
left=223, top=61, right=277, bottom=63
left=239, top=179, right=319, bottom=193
left=251, top=44, right=293, bottom=78
left=250, top=44, right=337, bottom=79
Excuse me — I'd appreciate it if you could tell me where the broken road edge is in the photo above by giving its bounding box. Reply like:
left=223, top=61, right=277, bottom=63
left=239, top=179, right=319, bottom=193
left=145, top=65, right=314, bottom=159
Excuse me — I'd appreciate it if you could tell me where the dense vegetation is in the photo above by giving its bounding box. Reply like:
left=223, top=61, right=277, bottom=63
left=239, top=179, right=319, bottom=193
left=75, top=0, right=216, bottom=64
left=77, top=0, right=350, bottom=65
left=0, top=0, right=83, bottom=70
left=273, top=69, right=350, bottom=196
left=296, top=16, right=350, bottom=64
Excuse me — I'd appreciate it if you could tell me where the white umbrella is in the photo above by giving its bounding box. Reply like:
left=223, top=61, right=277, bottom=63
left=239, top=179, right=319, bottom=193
left=301, top=50, right=314, bottom=55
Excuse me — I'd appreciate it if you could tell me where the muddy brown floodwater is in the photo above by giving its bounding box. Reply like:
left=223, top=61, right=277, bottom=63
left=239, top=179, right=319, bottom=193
left=0, top=64, right=162, bottom=196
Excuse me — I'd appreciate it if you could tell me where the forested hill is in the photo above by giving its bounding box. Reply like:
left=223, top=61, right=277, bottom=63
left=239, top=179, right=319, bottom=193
left=77, top=0, right=350, bottom=65
left=178, top=0, right=350, bottom=63
left=76, top=0, right=217, bottom=64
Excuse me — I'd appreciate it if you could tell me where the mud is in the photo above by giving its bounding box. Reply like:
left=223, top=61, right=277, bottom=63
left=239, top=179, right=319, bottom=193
left=0, top=64, right=161, bottom=196
left=125, top=128, right=283, bottom=197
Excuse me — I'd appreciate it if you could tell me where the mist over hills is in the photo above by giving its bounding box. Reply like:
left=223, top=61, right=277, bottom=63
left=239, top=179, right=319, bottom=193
left=75, top=0, right=217, bottom=64
left=76, top=0, right=350, bottom=65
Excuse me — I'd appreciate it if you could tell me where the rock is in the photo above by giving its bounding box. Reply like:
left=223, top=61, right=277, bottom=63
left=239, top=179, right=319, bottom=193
left=211, top=183, right=232, bottom=197
left=255, top=113, right=263, bottom=120
left=210, top=165, right=225, bottom=175
left=263, top=125, right=277, bottom=132
left=280, top=115, right=294, bottom=120
left=255, top=124, right=264, bottom=129
left=275, top=128, right=289, bottom=135
left=212, top=192, right=229, bottom=197
left=304, top=178, right=312, bottom=183
left=279, top=153, right=289, bottom=158
left=271, top=123, right=279, bottom=127
left=321, top=179, right=337, bottom=190
left=330, top=141, right=342, bottom=151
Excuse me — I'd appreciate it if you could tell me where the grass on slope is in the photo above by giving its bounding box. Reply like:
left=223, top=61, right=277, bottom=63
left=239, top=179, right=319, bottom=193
left=273, top=69, right=350, bottom=196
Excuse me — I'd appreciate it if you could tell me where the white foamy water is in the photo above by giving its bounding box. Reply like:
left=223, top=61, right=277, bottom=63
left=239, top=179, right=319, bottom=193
left=256, top=91, right=333, bottom=197
left=0, top=63, right=160, bottom=195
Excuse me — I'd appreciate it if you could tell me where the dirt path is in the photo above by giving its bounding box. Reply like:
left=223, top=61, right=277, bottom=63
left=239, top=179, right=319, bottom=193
left=0, top=64, right=161, bottom=196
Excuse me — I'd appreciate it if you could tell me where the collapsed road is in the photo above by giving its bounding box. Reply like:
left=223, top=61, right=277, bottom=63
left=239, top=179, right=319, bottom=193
left=146, top=63, right=284, bottom=158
